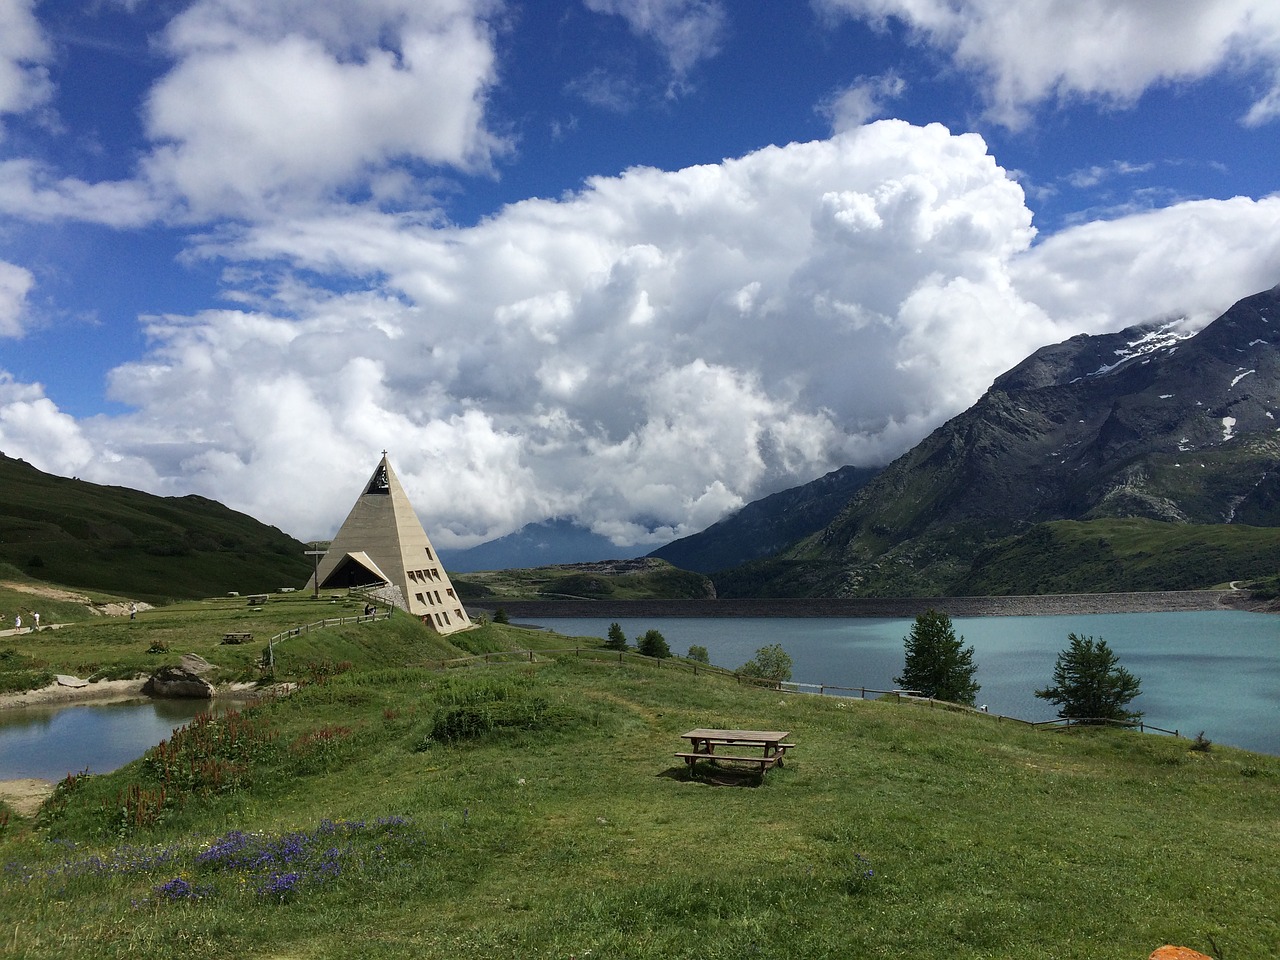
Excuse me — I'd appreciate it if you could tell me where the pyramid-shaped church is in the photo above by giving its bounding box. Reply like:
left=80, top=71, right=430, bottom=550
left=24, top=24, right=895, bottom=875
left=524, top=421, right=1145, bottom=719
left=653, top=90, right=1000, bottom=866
left=306, top=453, right=472, bottom=635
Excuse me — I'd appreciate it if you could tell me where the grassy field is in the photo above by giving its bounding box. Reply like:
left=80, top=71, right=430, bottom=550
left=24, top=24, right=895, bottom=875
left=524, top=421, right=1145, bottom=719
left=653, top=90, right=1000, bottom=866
left=1, top=599, right=1277, bottom=959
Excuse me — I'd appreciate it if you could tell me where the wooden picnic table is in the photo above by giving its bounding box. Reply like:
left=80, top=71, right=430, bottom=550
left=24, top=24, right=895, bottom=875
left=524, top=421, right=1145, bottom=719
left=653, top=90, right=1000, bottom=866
left=676, top=728, right=794, bottom=774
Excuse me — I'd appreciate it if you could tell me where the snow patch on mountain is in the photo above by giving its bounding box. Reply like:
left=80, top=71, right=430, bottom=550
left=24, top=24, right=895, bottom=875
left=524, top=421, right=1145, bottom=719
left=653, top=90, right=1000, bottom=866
left=1087, top=322, right=1192, bottom=378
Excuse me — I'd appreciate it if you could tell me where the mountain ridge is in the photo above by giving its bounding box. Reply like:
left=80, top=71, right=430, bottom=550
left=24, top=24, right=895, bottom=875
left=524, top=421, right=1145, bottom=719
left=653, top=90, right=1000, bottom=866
left=715, top=284, right=1280, bottom=597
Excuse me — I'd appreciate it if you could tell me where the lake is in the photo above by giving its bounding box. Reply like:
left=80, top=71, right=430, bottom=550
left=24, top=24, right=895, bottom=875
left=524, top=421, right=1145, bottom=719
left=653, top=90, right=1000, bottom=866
left=0, top=697, right=243, bottom=782
left=1, top=610, right=1274, bottom=780
left=530, top=610, right=1280, bottom=756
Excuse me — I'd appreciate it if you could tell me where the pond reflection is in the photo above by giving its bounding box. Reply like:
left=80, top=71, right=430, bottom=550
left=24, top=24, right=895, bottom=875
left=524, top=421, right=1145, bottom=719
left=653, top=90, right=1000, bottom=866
left=0, top=696, right=252, bottom=781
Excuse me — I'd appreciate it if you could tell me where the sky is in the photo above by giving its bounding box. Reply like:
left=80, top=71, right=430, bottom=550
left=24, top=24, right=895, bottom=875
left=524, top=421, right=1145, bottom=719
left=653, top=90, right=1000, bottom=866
left=1, top=0, right=1280, bottom=551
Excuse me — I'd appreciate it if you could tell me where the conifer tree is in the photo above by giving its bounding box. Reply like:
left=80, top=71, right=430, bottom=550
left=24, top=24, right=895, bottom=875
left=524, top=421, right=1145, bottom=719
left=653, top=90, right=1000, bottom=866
left=1036, top=634, right=1142, bottom=723
left=894, top=609, right=980, bottom=705
left=605, top=622, right=628, bottom=651
left=637, top=628, right=670, bottom=659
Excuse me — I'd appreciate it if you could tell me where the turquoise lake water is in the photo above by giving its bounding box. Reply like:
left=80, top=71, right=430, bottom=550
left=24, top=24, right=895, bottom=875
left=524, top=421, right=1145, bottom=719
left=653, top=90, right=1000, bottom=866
left=532, top=610, right=1280, bottom=756
left=1, top=610, right=1274, bottom=779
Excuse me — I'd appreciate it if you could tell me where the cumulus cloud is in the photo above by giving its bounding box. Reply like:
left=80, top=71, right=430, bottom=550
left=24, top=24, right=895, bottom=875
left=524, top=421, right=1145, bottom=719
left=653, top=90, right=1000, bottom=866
left=141, top=0, right=508, bottom=217
left=0, top=0, right=52, bottom=127
left=0, top=373, right=97, bottom=469
left=817, top=0, right=1280, bottom=127
left=0, top=261, right=34, bottom=338
left=28, top=121, right=1055, bottom=542
left=1014, top=195, right=1280, bottom=332
left=584, top=0, right=726, bottom=79
left=5, top=118, right=1279, bottom=548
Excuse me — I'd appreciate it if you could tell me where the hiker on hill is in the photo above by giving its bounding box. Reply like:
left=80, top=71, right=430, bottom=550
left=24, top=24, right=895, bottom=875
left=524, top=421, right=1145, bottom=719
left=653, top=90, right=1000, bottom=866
left=33, top=611, right=40, bottom=630
left=14, top=614, right=21, bottom=631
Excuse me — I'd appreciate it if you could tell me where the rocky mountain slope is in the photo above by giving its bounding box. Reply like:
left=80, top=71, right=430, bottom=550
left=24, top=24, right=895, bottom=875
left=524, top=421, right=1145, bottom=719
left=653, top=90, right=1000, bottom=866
left=647, top=465, right=880, bottom=573
left=716, top=285, right=1280, bottom=597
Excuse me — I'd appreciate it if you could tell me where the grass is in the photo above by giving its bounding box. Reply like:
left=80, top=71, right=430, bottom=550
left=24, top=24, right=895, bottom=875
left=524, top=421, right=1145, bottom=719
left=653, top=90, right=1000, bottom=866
left=2, top=600, right=1278, bottom=959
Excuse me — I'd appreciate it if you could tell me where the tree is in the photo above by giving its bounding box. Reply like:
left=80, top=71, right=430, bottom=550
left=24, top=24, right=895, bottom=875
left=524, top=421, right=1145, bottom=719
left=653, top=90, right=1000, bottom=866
left=1036, top=633, right=1142, bottom=723
left=492, top=608, right=509, bottom=624
left=686, top=644, right=709, bottom=664
left=604, top=622, right=628, bottom=651
left=894, top=609, right=980, bottom=705
left=637, top=629, right=670, bottom=659
left=739, top=643, right=793, bottom=683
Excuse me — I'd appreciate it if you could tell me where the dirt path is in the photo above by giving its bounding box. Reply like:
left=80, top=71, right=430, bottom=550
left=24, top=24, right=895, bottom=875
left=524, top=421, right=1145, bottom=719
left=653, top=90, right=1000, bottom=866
left=0, top=677, right=149, bottom=711
left=0, top=580, right=152, bottom=619
left=0, top=779, right=55, bottom=817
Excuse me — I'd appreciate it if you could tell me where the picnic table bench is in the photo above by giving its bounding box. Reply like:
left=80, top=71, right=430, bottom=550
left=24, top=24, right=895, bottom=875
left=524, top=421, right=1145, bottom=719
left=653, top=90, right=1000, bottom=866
left=676, top=728, right=794, bottom=775
left=221, top=632, right=253, bottom=644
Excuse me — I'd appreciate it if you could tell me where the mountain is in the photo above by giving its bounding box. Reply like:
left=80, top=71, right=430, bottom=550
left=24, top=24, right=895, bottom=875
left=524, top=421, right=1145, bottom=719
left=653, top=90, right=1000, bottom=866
left=647, top=465, right=880, bottom=573
left=438, top=518, right=639, bottom=573
left=716, top=285, right=1280, bottom=597
left=0, top=453, right=312, bottom=601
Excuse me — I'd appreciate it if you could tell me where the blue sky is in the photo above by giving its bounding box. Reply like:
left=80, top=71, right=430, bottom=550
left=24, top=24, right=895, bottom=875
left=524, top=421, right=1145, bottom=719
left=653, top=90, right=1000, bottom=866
left=1, top=0, right=1279, bottom=548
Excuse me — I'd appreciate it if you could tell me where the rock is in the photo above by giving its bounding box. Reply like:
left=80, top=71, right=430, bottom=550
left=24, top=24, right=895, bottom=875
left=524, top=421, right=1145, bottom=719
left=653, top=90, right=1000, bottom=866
left=179, top=653, right=215, bottom=674
left=143, top=665, right=214, bottom=699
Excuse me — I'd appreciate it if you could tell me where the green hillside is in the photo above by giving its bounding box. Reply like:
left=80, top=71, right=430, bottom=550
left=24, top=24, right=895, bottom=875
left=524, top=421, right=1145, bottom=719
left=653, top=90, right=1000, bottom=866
left=0, top=454, right=311, bottom=602
left=453, top=557, right=716, bottom=601
left=1, top=600, right=1276, bottom=958
left=958, top=518, right=1280, bottom=595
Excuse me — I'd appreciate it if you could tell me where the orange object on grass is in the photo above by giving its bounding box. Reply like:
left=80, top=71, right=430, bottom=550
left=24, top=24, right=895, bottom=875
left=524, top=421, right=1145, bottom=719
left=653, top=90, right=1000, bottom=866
left=1149, top=947, right=1214, bottom=960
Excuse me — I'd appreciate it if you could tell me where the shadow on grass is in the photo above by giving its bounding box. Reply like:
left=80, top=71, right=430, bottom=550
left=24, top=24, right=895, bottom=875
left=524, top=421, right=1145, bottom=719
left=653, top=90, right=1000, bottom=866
left=658, top=763, right=767, bottom=788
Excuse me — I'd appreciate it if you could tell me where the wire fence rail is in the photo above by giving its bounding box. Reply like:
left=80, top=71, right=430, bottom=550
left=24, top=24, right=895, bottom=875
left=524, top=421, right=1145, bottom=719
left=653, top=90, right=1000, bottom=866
left=263, top=619, right=1186, bottom=743
left=887, top=691, right=1184, bottom=739
left=265, top=612, right=391, bottom=666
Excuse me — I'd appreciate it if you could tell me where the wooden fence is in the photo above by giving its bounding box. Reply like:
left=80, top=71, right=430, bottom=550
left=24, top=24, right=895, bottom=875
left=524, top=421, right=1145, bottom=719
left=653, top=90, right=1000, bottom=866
left=889, top=691, right=1183, bottom=739
left=263, top=624, right=1185, bottom=743
left=265, top=611, right=390, bottom=667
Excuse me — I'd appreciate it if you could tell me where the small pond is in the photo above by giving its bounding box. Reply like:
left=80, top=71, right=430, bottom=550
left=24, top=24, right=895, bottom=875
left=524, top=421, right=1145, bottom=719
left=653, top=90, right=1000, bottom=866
left=0, top=696, right=249, bottom=781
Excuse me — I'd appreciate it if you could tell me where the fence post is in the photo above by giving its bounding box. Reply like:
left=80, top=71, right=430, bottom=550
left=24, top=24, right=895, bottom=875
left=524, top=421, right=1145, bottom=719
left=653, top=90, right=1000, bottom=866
left=528, top=650, right=534, bottom=662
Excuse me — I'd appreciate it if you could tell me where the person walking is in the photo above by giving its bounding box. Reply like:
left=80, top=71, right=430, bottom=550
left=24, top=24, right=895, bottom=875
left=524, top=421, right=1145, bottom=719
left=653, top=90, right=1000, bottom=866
left=33, top=611, right=40, bottom=630
left=14, top=614, right=21, bottom=632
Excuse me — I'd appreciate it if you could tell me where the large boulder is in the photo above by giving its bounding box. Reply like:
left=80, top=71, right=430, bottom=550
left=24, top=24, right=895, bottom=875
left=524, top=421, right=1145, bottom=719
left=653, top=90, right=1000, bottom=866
left=143, top=665, right=214, bottom=699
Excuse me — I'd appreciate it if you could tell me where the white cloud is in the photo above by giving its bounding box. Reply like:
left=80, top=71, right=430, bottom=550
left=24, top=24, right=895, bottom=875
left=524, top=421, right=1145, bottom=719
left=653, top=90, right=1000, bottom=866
left=0, top=0, right=52, bottom=127
left=8, top=119, right=1280, bottom=549
left=817, top=0, right=1280, bottom=127
left=1014, top=195, right=1280, bottom=332
left=142, top=0, right=508, bottom=217
left=820, top=72, right=907, bottom=131
left=1064, top=160, right=1154, bottom=191
left=0, top=374, right=97, bottom=469
left=584, top=0, right=726, bottom=78
left=0, top=261, right=34, bottom=337
left=0, top=160, right=164, bottom=227
left=54, top=121, right=1057, bottom=542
